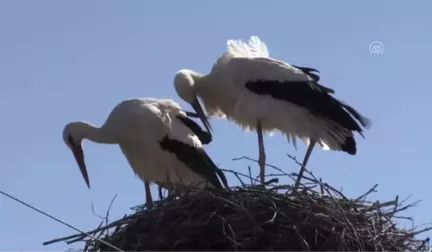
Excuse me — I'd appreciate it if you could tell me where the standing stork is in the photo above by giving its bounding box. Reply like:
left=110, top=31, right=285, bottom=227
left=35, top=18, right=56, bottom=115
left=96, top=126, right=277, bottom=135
left=173, top=35, right=371, bottom=187
left=62, top=98, right=228, bottom=209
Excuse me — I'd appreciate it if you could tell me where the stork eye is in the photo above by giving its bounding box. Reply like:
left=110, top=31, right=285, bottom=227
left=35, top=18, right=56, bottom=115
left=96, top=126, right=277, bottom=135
left=67, top=134, right=75, bottom=146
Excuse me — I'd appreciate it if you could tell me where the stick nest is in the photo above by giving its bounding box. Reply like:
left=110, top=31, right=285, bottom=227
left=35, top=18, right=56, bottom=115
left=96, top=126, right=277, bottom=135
left=46, top=156, right=431, bottom=251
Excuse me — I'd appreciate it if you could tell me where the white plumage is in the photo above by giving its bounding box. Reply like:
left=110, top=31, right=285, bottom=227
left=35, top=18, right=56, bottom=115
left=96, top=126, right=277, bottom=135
left=62, top=98, right=227, bottom=208
left=173, top=35, right=371, bottom=187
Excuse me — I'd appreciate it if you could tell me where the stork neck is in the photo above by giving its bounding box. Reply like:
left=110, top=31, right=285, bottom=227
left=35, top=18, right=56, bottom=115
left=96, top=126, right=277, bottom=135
left=79, top=122, right=117, bottom=144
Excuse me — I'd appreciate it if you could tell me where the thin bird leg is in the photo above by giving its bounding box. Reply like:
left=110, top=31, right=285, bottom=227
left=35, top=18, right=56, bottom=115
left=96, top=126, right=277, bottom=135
left=144, top=180, right=154, bottom=209
left=167, top=188, right=173, bottom=198
left=158, top=185, right=164, bottom=200
left=293, top=139, right=317, bottom=190
left=256, top=121, right=266, bottom=185
left=157, top=182, right=174, bottom=199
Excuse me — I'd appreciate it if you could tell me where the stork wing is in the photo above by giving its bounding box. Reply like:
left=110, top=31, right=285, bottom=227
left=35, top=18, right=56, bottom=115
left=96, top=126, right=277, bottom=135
left=290, top=64, right=335, bottom=94
left=228, top=57, right=333, bottom=93
left=159, top=137, right=228, bottom=189
left=176, top=114, right=212, bottom=144
left=229, top=57, right=370, bottom=132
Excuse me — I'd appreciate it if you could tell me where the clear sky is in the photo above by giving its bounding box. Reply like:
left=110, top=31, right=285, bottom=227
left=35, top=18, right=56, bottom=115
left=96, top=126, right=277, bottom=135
left=1, top=1, right=431, bottom=250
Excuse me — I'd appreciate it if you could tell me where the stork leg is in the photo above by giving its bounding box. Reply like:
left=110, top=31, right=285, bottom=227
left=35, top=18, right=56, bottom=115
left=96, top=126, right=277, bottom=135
left=256, top=121, right=266, bottom=185
left=158, top=185, right=164, bottom=200
left=166, top=188, right=172, bottom=198
left=144, top=180, right=154, bottom=209
left=158, top=181, right=174, bottom=199
left=293, top=139, right=317, bottom=190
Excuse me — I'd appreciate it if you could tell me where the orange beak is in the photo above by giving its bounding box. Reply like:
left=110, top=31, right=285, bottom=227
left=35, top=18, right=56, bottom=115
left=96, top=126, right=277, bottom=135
left=71, top=145, right=90, bottom=188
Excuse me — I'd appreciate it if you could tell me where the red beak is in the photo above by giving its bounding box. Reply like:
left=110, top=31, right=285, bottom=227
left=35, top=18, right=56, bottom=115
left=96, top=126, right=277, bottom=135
left=71, top=145, right=90, bottom=188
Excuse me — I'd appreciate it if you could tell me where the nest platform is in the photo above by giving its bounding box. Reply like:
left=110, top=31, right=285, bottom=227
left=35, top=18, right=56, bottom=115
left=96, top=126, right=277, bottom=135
left=44, top=157, right=431, bottom=251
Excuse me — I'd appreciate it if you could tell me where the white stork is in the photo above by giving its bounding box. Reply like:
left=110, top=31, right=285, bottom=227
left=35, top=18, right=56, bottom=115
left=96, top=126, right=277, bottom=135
left=173, top=35, right=371, bottom=187
left=62, top=98, right=228, bottom=208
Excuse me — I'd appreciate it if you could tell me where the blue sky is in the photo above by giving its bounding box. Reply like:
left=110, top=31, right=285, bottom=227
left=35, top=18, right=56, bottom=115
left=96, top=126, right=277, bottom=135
left=1, top=1, right=431, bottom=250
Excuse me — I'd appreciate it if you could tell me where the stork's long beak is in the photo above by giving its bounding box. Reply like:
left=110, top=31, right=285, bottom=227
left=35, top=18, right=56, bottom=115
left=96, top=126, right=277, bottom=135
left=71, top=145, right=90, bottom=188
left=191, top=99, right=212, bottom=134
left=185, top=111, right=199, bottom=118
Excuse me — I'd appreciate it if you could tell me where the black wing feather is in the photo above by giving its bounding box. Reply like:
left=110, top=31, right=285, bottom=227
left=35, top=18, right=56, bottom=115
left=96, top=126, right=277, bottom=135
left=159, top=136, right=226, bottom=189
left=176, top=114, right=212, bottom=144
left=291, top=64, right=335, bottom=94
left=245, top=80, right=366, bottom=133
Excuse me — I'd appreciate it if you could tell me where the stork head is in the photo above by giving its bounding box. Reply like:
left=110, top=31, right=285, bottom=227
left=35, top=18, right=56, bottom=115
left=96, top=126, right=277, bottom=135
left=174, top=69, right=212, bottom=133
left=62, top=121, right=90, bottom=189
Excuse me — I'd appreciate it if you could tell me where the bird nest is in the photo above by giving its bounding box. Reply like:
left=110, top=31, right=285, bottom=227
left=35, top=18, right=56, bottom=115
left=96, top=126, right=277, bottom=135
left=45, top=156, right=431, bottom=251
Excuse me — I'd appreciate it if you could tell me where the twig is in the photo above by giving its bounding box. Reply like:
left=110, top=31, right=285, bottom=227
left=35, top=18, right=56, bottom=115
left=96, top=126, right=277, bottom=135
left=355, top=184, right=379, bottom=202
left=91, top=194, right=117, bottom=224
left=248, top=166, right=254, bottom=186
left=43, top=215, right=133, bottom=246
left=0, top=189, right=123, bottom=252
left=232, top=156, right=289, bottom=176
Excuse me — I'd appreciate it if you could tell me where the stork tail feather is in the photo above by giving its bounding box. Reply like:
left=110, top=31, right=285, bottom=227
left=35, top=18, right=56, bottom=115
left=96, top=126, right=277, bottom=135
left=340, top=136, right=357, bottom=155
left=339, top=102, right=372, bottom=130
